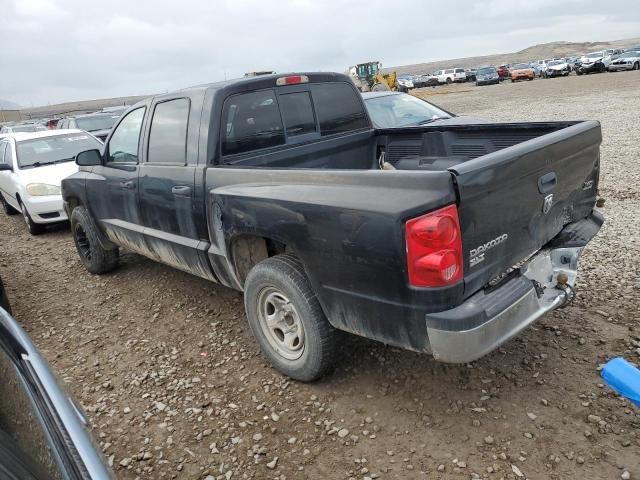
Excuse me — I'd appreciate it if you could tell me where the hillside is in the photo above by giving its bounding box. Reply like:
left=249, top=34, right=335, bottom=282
left=388, top=36, right=640, bottom=75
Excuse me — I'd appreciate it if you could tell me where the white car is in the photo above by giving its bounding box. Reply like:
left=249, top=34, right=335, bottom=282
left=438, top=68, right=466, bottom=84
left=0, top=124, right=47, bottom=134
left=0, top=130, right=102, bottom=234
left=608, top=51, right=640, bottom=71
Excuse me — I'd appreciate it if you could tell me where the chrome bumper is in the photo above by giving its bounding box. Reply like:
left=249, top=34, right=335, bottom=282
left=426, top=245, right=584, bottom=363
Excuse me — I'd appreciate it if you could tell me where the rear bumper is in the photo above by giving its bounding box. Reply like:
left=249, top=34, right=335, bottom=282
left=426, top=212, right=602, bottom=363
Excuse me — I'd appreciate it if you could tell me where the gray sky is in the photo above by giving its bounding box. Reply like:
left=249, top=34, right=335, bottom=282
left=1, top=0, right=639, bottom=107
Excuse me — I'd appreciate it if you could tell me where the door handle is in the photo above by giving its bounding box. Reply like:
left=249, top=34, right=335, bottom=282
left=171, top=185, right=192, bottom=196
left=120, top=180, right=136, bottom=190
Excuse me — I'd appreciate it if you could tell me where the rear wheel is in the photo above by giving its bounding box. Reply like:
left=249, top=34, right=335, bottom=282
left=634, top=62, right=639, bottom=70
left=244, top=254, right=338, bottom=382
left=446, top=77, right=452, bottom=84
left=0, top=194, right=18, bottom=215
left=20, top=202, right=44, bottom=235
left=70, top=206, right=119, bottom=274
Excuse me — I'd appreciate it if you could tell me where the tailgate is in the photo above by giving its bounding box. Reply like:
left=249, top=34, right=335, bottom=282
left=450, top=120, right=601, bottom=296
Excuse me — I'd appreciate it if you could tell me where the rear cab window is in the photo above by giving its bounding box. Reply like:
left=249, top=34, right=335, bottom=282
left=221, top=81, right=368, bottom=158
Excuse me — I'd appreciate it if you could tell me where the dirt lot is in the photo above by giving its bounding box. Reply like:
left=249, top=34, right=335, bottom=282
left=2, top=71, right=639, bottom=480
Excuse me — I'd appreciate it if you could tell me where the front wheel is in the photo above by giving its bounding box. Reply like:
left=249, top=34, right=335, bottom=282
left=634, top=62, right=639, bottom=70
left=0, top=194, right=18, bottom=215
left=20, top=202, right=44, bottom=235
left=244, top=254, right=338, bottom=382
left=70, top=206, right=119, bottom=274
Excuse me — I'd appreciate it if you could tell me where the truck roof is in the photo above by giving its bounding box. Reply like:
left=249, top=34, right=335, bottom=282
left=172, top=72, right=351, bottom=98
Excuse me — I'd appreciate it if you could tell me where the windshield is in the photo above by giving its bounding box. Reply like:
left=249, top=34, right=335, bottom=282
left=477, top=67, right=496, bottom=75
left=548, top=61, right=561, bottom=66
left=12, top=125, right=46, bottom=133
left=364, top=94, right=451, bottom=128
left=585, top=52, right=602, bottom=58
left=75, top=115, right=119, bottom=132
left=620, top=52, right=638, bottom=58
left=16, top=133, right=102, bottom=168
left=512, top=63, right=530, bottom=70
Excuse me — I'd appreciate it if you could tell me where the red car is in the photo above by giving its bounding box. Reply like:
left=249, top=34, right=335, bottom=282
left=497, top=65, right=510, bottom=80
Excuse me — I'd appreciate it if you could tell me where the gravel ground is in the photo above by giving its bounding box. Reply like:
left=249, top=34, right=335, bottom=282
left=1, top=71, right=639, bottom=480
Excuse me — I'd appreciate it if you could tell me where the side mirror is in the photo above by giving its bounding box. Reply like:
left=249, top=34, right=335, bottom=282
left=0, top=164, right=12, bottom=171
left=75, top=149, right=103, bottom=166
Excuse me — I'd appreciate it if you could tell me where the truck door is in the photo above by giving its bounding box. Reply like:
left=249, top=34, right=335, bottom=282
left=137, top=96, right=215, bottom=280
left=85, top=105, right=147, bottom=254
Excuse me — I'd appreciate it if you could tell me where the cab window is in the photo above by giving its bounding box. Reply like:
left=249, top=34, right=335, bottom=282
left=222, top=90, right=284, bottom=156
left=107, top=107, right=145, bottom=163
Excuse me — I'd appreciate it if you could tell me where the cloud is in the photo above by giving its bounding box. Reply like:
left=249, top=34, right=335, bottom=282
left=0, top=0, right=638, bottom=107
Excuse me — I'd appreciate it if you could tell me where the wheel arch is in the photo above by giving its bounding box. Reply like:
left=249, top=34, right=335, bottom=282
left=230, top=234, right=289, bottom=288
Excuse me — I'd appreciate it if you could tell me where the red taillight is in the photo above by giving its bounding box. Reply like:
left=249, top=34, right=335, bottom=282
left=276, top=75, right=309, bottom=86
left=406, top=204, right=463, bottom=287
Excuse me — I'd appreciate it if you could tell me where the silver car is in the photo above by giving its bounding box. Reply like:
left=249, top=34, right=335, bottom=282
left=608, top=51, right=640, bottom=71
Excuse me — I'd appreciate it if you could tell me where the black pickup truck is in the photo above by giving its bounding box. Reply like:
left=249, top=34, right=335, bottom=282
left=62, top=72, right=603, bottom=381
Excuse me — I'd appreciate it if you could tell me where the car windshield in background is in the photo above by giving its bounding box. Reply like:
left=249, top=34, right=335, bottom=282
left=512, top=64, right=530, bottom=70
left=75, top=115, right=119, bottom=132
left=477, top=67, right=496, bottom=75
left=548, top=61, right=561, bottom=66
left=364, top=94, right=451, bottom=128
left=12, top=125, right=46, bottom=133
left=585, top=52, right=602, bottom=58
left=620, top=52, right=638, bottom=58
left=16, top=133, right=102, bottom=168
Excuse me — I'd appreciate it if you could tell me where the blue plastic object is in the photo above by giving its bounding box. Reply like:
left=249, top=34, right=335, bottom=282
left=601, top=357, right=640, bottom=408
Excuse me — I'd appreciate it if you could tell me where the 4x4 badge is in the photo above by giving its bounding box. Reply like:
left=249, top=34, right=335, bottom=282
left=543, top=194, right=554, bottom=214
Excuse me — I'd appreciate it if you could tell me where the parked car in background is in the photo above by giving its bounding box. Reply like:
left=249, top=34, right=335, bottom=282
left=475, top=66, right=500, bottom=85
left=0, top=130, right=103, bottom=234
left=465, top=68, right=477, bottom=82
left=413, top=73, right=439, bottom=88
left=603, top=48, right=623, bottom=61
left=362, top=92, right=452, bottom=127
left=397, top=76, right=414, bottom=91
left=544, top=59, right=572, bottom=77
left=438, top=68, right=466, bottom=84
left=496, top=64, right=510, bottom=80
left=510, top=63, right=535, bottom=81
left=57, top=112, right=120, bottom=141
left=576, top=51, right=611, bottom=74
left=0, top=280, right=111, bottom=479
left=608, top=51, right=640, bottom=71
left=0, top=124, right=47, bottom=134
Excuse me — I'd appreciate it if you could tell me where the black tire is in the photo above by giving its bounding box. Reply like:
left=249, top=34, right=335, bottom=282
left=446, top=77, right=452, bottom=84
left=19, top=202, right=44, bottom=235
left=70, top=206, right=119, bottom=274
left=634, top=62, right=639, bottom=71
left=598, top=63, right=606, bottom=73
left=0, top=194, right=18, bottom=215
left=576, top=71, right=583, bottom=76
left=244, top=254, right=337, bottom=382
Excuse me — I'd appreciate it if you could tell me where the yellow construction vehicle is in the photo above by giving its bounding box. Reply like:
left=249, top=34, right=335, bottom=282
left=347, top=61, right=406, bottom=92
